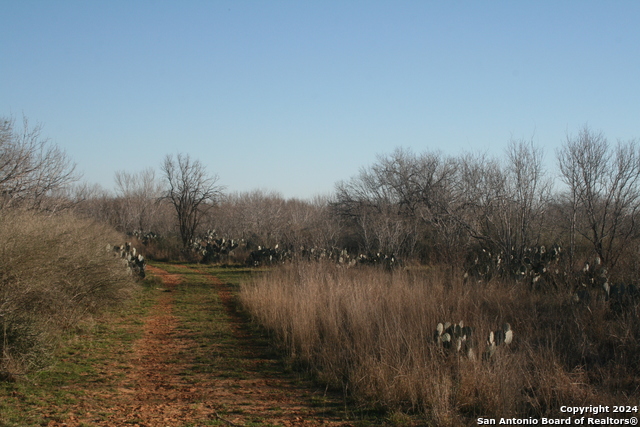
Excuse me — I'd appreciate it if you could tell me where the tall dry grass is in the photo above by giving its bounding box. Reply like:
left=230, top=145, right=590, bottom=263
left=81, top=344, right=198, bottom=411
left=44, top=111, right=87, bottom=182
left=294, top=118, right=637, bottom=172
left=0, top=209, right=138, bottom=377
left=240, top=262, right=639, bottom=424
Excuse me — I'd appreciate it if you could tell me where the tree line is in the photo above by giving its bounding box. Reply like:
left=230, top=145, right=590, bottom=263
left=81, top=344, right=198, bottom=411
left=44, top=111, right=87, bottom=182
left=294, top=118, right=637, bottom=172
left=3, top=114, right=640, bottom=284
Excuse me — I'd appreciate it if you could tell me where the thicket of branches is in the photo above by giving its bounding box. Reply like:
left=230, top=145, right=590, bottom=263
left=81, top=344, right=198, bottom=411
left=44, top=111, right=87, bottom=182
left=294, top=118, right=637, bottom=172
left=70, top=125, right=640, bottom=285
left=332, top=129, right=640, bottom=283
left=335, top=141, right=552, bottom=266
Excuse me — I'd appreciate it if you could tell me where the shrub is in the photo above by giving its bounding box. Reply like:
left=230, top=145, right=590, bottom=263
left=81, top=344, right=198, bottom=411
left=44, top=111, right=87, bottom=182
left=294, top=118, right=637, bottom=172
left=0, top=209, right=137, bottom=377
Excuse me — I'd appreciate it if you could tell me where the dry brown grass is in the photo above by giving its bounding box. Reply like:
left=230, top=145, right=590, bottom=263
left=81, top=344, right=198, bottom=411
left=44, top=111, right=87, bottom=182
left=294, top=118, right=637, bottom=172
left=0, top=209, right=138, bottom=376
left=240, top=262, right=639, bottom=424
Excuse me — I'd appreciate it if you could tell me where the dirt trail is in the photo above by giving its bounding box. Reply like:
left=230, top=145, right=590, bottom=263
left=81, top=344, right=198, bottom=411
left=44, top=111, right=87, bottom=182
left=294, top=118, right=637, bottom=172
left=190, top=268, right=351, bottom=426
left=49, top=264, right=353, bottom=427
left=81, top=265, right=217, bottom=426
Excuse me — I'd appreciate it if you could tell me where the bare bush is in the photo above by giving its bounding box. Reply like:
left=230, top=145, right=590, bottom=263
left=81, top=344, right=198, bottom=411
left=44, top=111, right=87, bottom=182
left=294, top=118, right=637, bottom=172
left=0, top=209, right=137, bottom=376
left=450, top=142, right=553, bottom=278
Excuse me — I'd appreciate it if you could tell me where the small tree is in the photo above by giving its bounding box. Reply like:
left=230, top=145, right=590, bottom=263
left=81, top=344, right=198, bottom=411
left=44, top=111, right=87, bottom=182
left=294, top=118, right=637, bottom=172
left=557, top=125, right=640, bottom=270
left=161, top=153, right=223, bottom=249
left=114, top=167, right=164, bottom=234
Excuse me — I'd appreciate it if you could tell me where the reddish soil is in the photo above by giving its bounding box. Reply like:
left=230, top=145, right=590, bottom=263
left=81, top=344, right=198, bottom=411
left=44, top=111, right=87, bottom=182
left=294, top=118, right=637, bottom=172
left=170, top=265, right=354, bottom=427
left=97, top=265, right=214, bottom=426
left=46, top=265, right=355, bottom=427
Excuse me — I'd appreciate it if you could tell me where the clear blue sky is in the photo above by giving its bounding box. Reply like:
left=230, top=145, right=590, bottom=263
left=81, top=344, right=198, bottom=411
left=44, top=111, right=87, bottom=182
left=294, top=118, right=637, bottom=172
left=2, top=1, right=639, bottom=199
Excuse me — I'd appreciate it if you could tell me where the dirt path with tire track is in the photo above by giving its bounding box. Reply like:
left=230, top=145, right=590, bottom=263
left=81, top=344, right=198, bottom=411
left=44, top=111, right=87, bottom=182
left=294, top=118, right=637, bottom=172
left=46, top=264, right=354, bottom=427
left=98, top=265, right=216, bottom=426
left=164, top=264, right=353, bottom=427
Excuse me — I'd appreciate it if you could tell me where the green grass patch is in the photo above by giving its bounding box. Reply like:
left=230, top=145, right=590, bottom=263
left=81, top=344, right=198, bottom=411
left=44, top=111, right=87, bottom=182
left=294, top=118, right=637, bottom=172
left=0, top=275, right=157, bottom=427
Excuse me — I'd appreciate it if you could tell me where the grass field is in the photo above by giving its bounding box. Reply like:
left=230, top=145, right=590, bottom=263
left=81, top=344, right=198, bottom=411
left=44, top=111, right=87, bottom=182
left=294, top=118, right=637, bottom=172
left=240, top=261, right=640, bottom=426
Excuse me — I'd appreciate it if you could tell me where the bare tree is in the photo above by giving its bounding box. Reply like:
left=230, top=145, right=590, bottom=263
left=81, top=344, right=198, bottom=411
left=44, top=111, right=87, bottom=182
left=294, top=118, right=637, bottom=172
left=212, top=190, right=286, bottom=246
left=557, top=125, right=640, bottom=269
left=70, top=182, right=117, bottom=224
left=499, top=139, right=551, bottom=264
left=382, top=148, right=462, bottom=261
left=452, top=152, right=508, bottom=247
left=0, top=116, right=77, bottom=210
left=161, top=153, right=223, bottom=248
left=114, top=168, right=164, bottom=234
left=335, top=148, right=446, bottom=258
left=305, top=194, right=343, bottom=249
